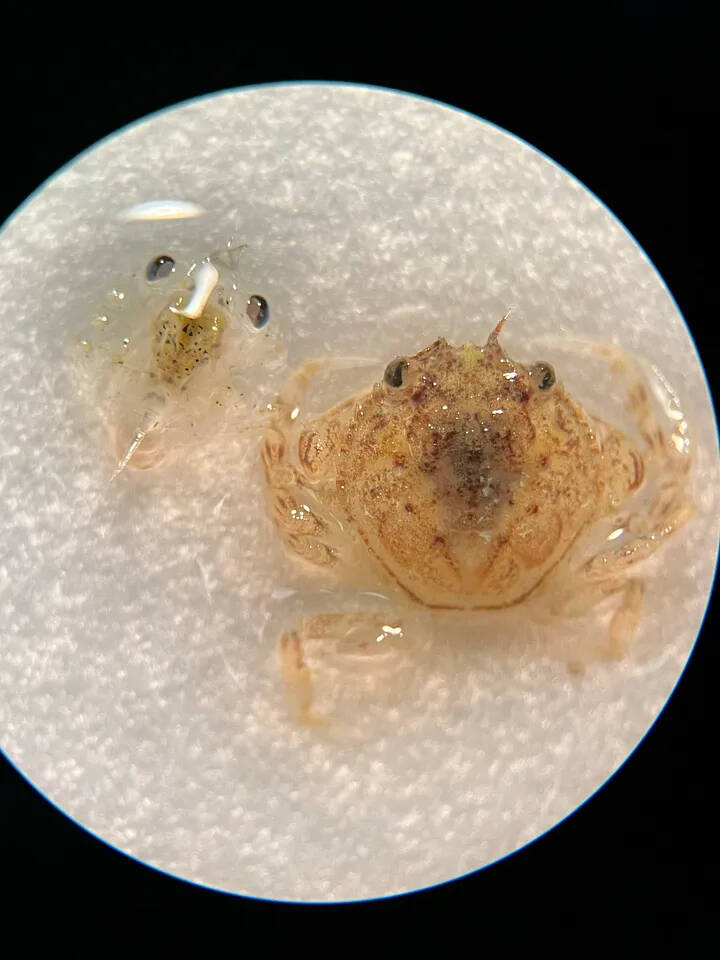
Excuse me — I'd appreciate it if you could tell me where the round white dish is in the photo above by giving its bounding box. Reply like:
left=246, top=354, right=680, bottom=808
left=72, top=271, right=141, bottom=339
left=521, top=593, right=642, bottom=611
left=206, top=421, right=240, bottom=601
left=0, top=83, right=717, bottom=902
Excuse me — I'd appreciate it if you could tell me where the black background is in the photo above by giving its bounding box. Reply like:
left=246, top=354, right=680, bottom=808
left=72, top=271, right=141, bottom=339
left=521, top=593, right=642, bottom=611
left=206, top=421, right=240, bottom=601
left=0, top=1, right=716, bottom=949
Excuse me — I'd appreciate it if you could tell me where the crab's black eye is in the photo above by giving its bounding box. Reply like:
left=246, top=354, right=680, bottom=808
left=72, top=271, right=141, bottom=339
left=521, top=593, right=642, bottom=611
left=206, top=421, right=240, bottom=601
left=532, top=361, right=556, bottom=390
left=384, top=357, right=407, bottom=388
left=146, top=255, right=175, bottom=281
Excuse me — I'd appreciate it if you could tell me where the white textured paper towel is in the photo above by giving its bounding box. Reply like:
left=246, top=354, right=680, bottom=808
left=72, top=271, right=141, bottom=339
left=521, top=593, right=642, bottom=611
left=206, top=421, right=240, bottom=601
left=0, top=84, right=717, bottom=902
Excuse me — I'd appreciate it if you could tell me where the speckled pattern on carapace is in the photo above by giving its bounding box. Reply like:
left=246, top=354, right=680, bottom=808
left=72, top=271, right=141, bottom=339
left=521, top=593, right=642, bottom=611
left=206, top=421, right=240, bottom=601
left=263, top=329, right=659, bottom=612
left=0, top=85, right=717, bottom=902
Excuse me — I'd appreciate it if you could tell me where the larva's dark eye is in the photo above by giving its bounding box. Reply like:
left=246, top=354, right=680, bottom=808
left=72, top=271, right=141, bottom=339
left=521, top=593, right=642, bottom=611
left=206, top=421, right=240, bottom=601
left=532, top=361, right=556, bottom=390
left=146, top=255, right=175, bottom=281
left=384, top=358, right=407, bottom=388
left=246, top=294, right=269, bottom=328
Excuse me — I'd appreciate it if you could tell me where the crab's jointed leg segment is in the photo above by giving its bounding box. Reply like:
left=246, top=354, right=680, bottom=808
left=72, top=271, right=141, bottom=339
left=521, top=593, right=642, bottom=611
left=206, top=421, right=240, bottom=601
left=279, top=611, right=407, bottom=725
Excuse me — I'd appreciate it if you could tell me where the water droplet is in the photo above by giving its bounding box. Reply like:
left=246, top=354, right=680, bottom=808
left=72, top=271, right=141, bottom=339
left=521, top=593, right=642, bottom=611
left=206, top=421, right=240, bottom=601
left=246, top=294, right=269, bottom=328
left=146, top=255, right=176, bottom=281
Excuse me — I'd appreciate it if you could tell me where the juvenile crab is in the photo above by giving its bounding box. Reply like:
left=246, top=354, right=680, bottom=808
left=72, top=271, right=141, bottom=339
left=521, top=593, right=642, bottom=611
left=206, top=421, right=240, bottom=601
left=262, top=316, right=693, bottom=723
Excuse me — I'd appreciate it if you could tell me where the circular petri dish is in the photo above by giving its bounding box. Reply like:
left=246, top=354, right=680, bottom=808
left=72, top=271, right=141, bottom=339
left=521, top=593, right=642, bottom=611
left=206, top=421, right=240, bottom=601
left=0, top=83, right=717, bottom=902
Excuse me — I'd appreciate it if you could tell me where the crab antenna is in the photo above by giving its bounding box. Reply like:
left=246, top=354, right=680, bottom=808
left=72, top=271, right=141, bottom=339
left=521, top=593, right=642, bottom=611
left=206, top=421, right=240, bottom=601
left=487, top=309, right=512, bottom=346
